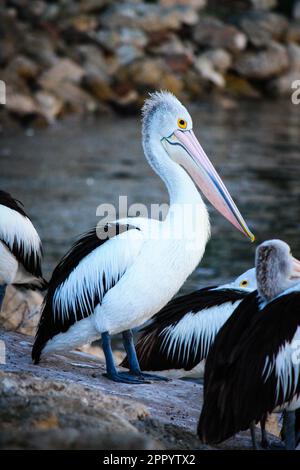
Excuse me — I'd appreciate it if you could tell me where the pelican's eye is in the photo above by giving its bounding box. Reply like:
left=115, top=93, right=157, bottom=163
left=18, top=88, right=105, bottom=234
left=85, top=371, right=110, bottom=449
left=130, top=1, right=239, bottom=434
left=239, top=280, right=249, bottom=288
left=178, top=118, right=187, bottom=129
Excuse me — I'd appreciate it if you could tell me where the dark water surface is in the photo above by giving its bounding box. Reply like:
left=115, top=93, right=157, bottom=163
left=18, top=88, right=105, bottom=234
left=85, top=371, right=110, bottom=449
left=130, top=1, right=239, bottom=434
left=1, top=100, right=300, bottom=293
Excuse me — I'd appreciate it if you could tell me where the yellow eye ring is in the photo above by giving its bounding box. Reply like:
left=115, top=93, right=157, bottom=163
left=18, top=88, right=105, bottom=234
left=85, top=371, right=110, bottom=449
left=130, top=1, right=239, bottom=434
left=178, top=118, right=187, bottom=129
left=239, top=280, right=248, bottom=288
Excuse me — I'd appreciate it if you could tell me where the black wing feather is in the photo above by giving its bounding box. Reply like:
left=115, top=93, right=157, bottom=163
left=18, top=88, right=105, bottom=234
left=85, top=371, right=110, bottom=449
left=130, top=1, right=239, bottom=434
left=198, top=291, right=300, bottom=445
left=32, top=223, right=138, bottom=364
left=0, top=190, right=44, bottom=281
left=121, top=287, right=248, bottom=372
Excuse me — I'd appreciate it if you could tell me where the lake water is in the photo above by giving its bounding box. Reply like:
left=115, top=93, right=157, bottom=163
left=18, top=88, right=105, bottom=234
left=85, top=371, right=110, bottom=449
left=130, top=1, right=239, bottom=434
left=1, top=99, right=300, bottom=293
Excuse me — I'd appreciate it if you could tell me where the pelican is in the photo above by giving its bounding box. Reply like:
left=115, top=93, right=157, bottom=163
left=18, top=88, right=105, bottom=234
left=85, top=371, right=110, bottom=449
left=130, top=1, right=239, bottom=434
left=0, top=190, right=45, bottom=311
left=120, top=268, right=256, bottom=379
left=32, top=91, right=254, bottom=384
left=198, top=240, right=300, bottom=450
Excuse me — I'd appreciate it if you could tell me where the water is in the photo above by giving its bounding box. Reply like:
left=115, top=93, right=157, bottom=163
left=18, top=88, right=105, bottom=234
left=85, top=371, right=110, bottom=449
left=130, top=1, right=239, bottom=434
left=1, top=99, right=300, bottom=293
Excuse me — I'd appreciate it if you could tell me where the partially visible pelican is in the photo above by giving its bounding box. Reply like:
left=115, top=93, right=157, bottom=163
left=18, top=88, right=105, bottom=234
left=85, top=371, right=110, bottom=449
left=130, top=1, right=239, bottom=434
left=120, top=268, right=256, bottom=379
left=0, top=190, right=45, bottom=311
left=32, top=91, right=254, bottom=384
left=198, top=240, right=300, bottom=450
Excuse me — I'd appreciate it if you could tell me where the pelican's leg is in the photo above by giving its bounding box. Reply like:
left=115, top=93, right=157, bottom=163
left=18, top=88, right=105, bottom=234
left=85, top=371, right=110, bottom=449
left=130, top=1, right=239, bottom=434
left=122, top=329, right=169, bottom=382
left=284, top=411, right=296, bottom=450
left=260, top=416, right=269, bottom=449
left=0, top=285, right=7, bottom=312
left=101, top=331, right=148, bottom=384
left=250, top=421, right=259, bottom=450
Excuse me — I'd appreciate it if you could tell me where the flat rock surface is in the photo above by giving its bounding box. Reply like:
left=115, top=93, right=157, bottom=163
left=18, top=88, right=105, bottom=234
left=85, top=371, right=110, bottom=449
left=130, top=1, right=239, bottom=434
left=0, top=329, right=281, bottom=450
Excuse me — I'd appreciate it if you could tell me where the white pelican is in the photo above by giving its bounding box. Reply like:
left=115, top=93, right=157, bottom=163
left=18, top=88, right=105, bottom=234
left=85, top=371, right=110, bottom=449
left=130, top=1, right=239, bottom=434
left=0, top=190, right=45, bottom=311
left=120, top=268, right=256, bottom=379
left=32, top=91, right=254, bottom=384
left=198, top=240, right=300, bottom=450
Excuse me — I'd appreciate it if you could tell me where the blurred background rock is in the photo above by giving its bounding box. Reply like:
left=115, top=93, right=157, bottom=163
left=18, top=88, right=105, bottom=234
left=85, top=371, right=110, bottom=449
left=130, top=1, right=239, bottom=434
left=1, top=0, right=300, bottom=127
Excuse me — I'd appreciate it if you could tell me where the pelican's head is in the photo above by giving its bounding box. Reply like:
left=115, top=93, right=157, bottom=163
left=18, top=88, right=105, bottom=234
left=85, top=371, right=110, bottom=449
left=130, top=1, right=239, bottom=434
left=142, top=91, right=254, bottom=241
left=228, top=268, right=257, bottom=292
left=256, top=239, right=300, bottom=301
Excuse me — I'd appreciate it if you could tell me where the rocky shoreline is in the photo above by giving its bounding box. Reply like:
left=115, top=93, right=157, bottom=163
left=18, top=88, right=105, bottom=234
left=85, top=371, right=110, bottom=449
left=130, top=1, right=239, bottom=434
left=1, top=0, right=300, bottom=127
left=0, top=289, right=283, bottom=450
left=0, top=328, right=282, bottom=450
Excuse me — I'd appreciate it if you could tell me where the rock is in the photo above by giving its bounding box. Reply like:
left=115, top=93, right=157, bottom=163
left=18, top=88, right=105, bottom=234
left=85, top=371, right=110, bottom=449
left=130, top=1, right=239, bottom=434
left=165, top=53, right=194, bottom=73
left=193, top=17, right=247, bottom=53
left=22, top=32, right=58, bottom=67
left=160, top=0, right=207, bottom=8
left=116, top=44, right=143, bottom=66
left=0, top=286, right=43, bottom=336
left=234, top=42, right=289, bottom=80
left=200, top=48, right=232, bottom=72
left=287, top=42, right=300, bottom=70
left=60, top=14, right=98, bottom=34
left=83, top=73, right=114, bottom=101
left=49, top=82, right=97, bottom=114
left=35, top=91, right=64, bottom=123
left=38, top=58, right=97, bottom=113
left=225, top=74, right=262, bottom=98
left=239, top=11, right=288, bottom=47
left=39, top=58, right=85, bottom=89
left=5, top=55, right=39, bottom=80
left=92, top=27, right=147, bottom=61
left=195, top=56, right=226, bottom=87
left=268, top=43, right=300, bottom=96
left=287, top=21, right=300, bottom=44
left=127, top=59, right=183, bottom=96
left=183, top=69, right=205, bottom=97
left=74, top=44, right=109, bottom=78
left=268, top=71, right=300, bottom=97
left=0, top=329, right=283, bottom=450
left=193, top=48, right=233, bottom=89
left=148, top=33, right=192, bottom=56
left=5, top=92, right=38, bottom=117
left=71, top=0, right=110, bottom=13
left=100, top=3, right=199, bottom=33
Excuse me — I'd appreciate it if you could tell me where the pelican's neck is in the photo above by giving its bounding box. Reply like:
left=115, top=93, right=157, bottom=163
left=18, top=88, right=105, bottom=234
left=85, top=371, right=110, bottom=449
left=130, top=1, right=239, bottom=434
left=144, top=136, right=201, bottom=207
left=257, top=259, right=298, bottom=302
left=143, top=135, right=210, bottom=246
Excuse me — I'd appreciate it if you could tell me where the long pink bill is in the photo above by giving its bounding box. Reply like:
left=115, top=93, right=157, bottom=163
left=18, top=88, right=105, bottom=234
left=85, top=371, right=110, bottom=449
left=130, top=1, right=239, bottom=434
left=173, top=129, right=255, bottom=241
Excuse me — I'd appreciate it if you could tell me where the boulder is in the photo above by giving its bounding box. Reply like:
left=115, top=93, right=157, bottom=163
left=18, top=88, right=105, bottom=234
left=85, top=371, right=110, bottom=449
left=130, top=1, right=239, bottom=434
left=74, top=44, right=109, bottom=78
left=39, top=58, right=85, bottom=89
left=22, top=32, right=59, bottom=68
left=195, top=56, right=226, bottom=88
left=5, top=55, right=39, bottom=81
left=193, top=17, right=247, bottom=53
left=239, top=11, right=288, bottom=47
left=200, top=48, right=232, bottom=72
left=234, top=42, right=289, bottom=80
left=268, top=43, right=300, bottom=96
left=5, top=92, right=38, bottom=117
left=35, top=91, right=64, bottom=123
left=225, top=74, right=262, bottom=98
left=0, top=286, right=42, bottom=336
